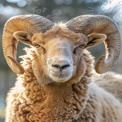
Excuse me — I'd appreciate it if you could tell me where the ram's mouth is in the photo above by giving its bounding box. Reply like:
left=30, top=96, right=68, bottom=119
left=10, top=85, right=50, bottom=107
left=49, top=70, right=73, bottom=83
left=50, top=74, right=72, bottom=82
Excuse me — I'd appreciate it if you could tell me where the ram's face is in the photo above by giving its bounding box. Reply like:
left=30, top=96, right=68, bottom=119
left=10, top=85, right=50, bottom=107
left=3, top=19, right=107, bottom=85
left=43, top=37, right=74, bottom=82
left=33, top=35, right=86, bottom=83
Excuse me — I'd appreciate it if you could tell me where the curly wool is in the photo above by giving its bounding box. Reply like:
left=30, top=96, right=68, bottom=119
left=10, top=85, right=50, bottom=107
left=6, top=48, right=122, bottom=122
left=95, top=72, right=122, bottom=103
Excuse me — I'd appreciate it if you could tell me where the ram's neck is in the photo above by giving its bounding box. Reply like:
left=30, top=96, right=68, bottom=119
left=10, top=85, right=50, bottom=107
left=16, top=64, right=88, bottom=121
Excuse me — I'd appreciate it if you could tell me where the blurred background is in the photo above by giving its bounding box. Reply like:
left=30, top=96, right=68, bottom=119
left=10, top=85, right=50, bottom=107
left=0, top=0, right=122, bottom=121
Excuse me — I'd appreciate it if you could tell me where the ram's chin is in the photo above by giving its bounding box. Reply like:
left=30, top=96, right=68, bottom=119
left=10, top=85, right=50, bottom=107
left=49, top=74, right=72, bottom=83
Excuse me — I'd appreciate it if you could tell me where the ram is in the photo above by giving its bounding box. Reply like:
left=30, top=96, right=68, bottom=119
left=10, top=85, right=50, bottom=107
left=2, top=14, right=122, bottom=122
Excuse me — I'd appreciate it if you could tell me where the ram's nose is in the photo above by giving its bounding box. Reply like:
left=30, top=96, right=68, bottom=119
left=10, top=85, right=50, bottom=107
left=52, top=63, right=70, bottom=71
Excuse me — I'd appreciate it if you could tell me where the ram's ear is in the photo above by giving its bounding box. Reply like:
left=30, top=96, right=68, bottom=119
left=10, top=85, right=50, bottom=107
left=13, top=31, right=33, bottom=45
left=86, top=33, right=107, bottom=48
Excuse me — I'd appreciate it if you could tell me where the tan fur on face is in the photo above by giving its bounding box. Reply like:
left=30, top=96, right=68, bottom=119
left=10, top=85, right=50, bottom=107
left=29, top=25, right=89, bottom=84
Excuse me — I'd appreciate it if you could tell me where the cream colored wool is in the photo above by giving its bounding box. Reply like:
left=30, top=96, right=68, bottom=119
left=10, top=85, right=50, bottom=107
left=95, top=72, right=122, bottom=103
left=6, top=48, right=122, bottom=122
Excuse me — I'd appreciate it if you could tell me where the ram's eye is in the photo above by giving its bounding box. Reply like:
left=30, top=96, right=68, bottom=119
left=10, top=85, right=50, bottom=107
left=73, top=44, right=85, bottom=54
left=75, top=41, right=87, bottom=50
left=33, top=42, right=46, bottom=54
left=73, top=47, right=78, bottom=54
left=79, top=44, right=85, bottom=49
left=33, top=43, right=40, bottom=48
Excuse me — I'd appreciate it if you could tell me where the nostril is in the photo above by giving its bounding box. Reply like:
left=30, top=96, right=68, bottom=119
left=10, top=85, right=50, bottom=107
left=52, top=64, right=60, bottom=69
left=61, top=64, right=70, bottom=69
left=52, top=64, right=70, bottom=70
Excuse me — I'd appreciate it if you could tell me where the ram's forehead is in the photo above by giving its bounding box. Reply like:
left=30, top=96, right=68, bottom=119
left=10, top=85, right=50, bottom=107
left=39, top=23, right=82, bottom=42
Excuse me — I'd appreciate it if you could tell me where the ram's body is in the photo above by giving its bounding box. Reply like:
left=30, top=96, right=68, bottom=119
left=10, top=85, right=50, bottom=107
left=2, top=15, right=122, bottom=122
left=95, top=72, right=122, bottom=102
left=6, top=49, right=122, bottom=122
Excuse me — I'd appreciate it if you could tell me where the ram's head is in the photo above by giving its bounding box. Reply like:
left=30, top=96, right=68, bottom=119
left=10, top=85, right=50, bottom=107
left=2, top=15, right=121, bottom=84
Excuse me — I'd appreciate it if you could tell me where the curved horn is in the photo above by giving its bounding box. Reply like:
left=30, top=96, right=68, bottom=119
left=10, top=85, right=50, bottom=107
left=2, top=15, right=54, bottom=74
left=66, top=15, right=121, bottom=73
